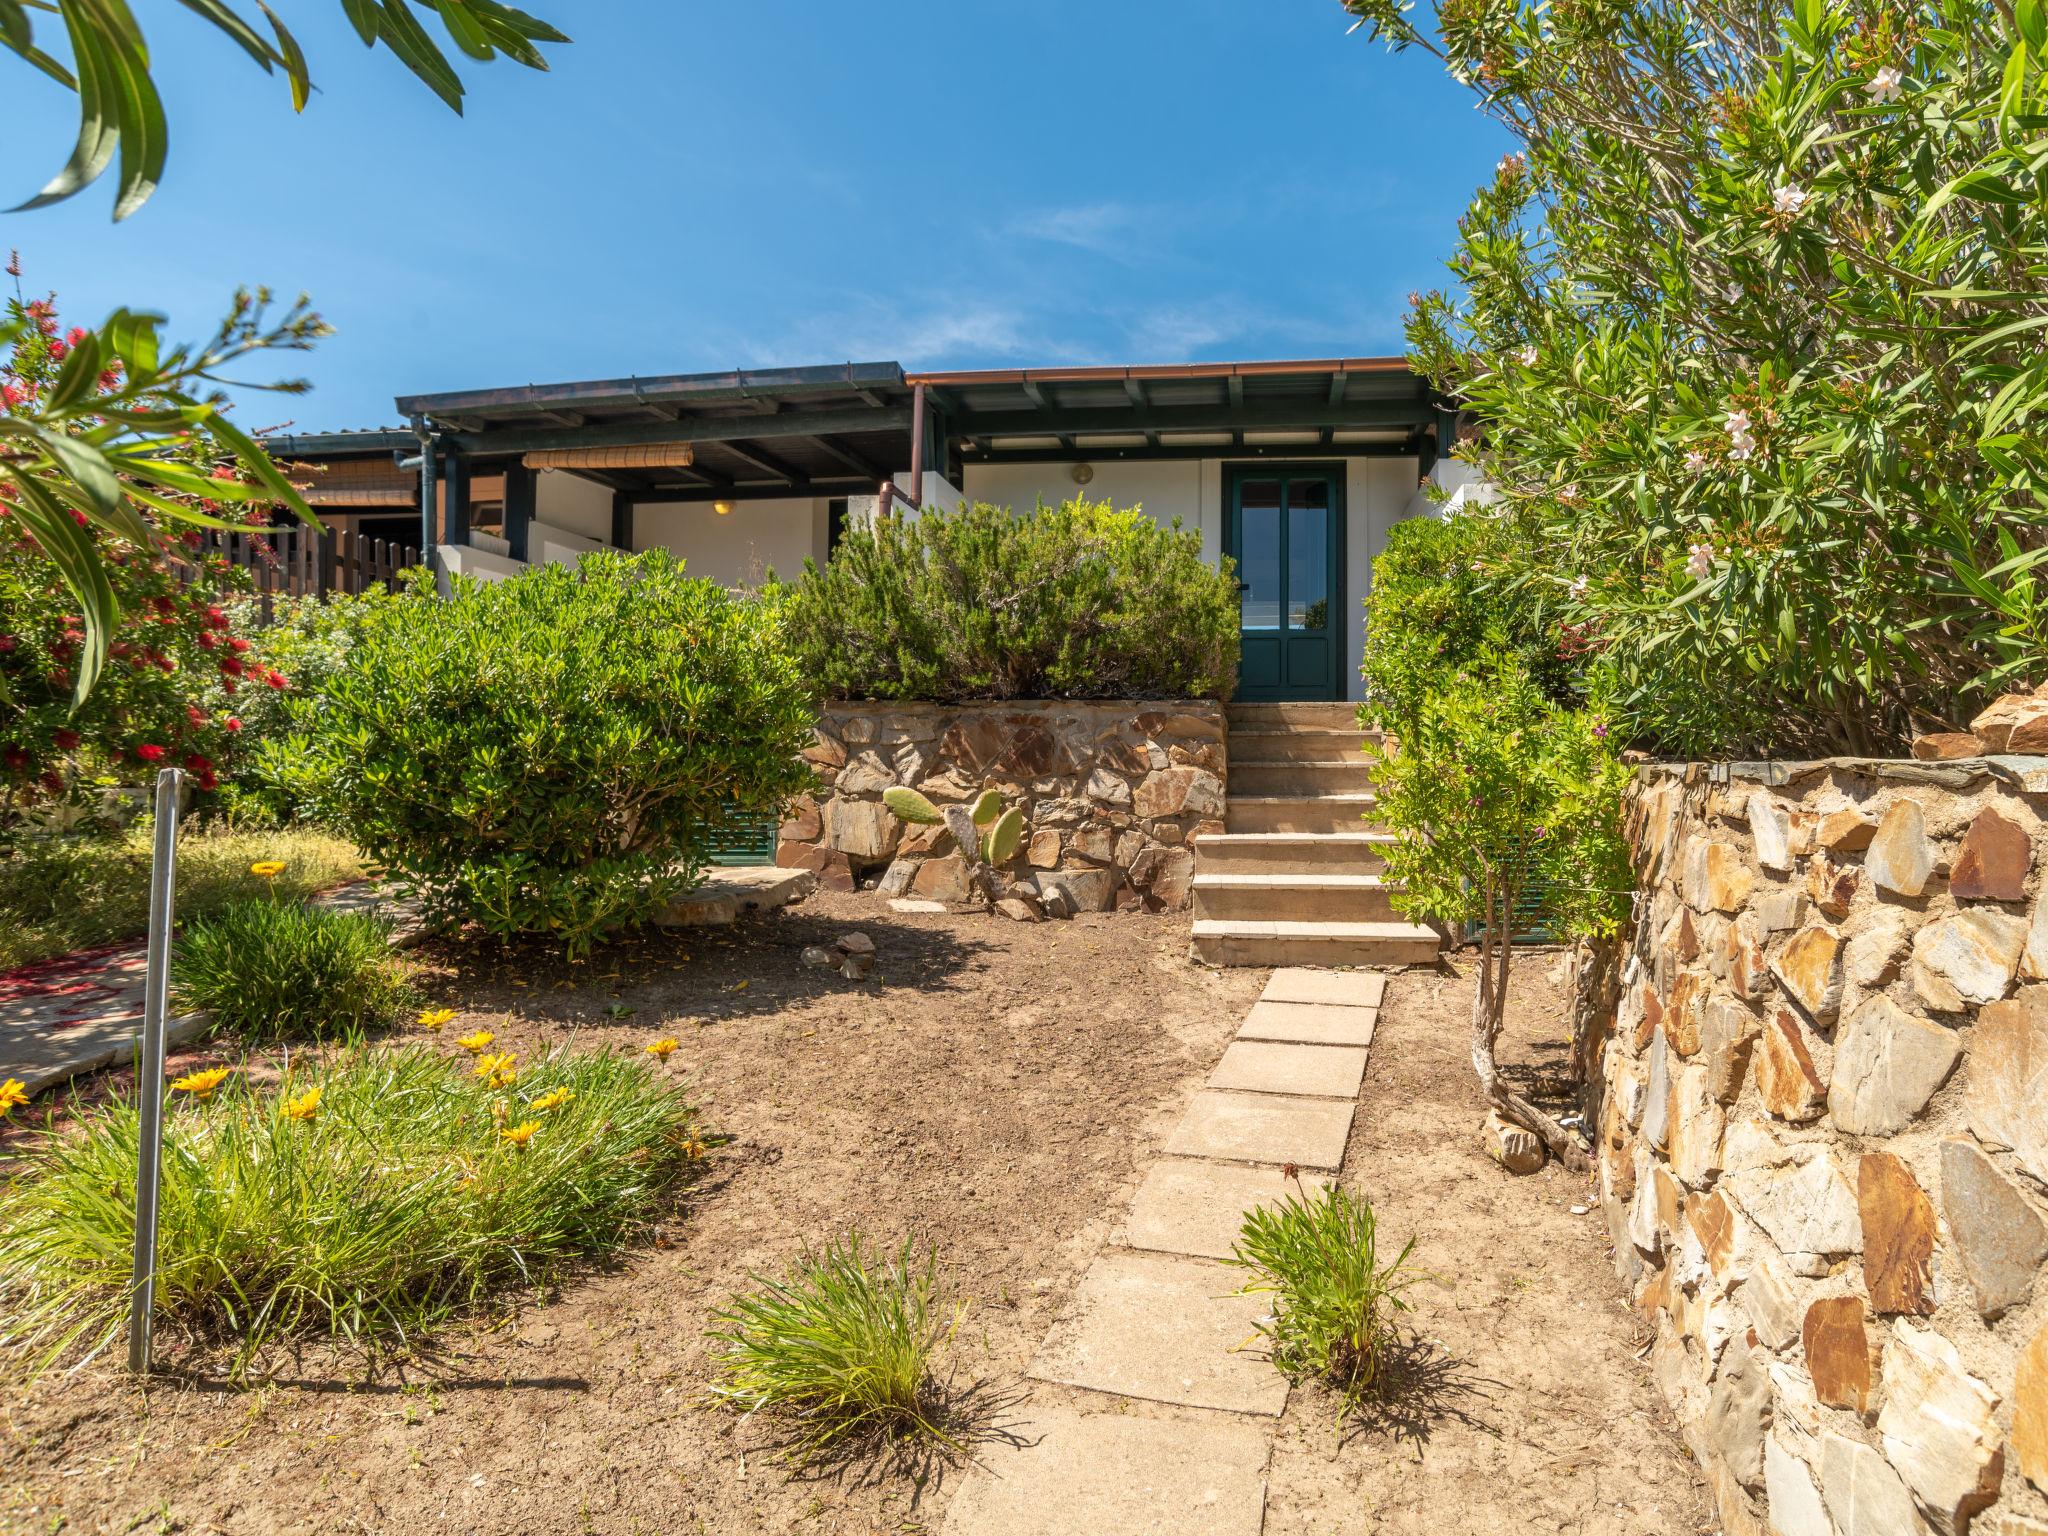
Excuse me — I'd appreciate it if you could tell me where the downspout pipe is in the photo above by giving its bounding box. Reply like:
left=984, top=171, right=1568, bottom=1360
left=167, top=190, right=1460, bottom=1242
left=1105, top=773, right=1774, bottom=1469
left=409, top=412, right=439, bottom=566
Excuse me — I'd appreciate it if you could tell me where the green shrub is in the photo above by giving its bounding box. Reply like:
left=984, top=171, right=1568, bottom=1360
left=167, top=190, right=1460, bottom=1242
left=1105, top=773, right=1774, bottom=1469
left=776, top=497, right=1238, bottom=701
left=0, top=824, right=362, bottom=973
left=1347, top=0, right=2048, bottom=754
left=265, top=552, right=816, bottom=954
left=1228, top=1180, right=1416, bottom=1416
left=0, top=1044, right=698, bottom=1378
left=1359, top=510, right=1577, bottom=733
left=708, top=1233, right=961, bottom=1461
left=171, top=898, right=415, bottom=1042
left=1374, top=655, right=1631, bottom=1161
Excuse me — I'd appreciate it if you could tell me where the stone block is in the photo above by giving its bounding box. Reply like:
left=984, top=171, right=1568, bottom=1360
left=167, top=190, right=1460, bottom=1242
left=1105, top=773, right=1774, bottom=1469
left=1805, top=852, right=1861, bottom=920
left=1071, top=824, right=1116, bottom=862
left=1803, top=1295, right=1880, bottom=1416
left=1845, top=906, right=1913, bottom=990
left=1877, top=1321, right=2004, bottom=1535
left=1820, top=1435, right=1928, bottom=1536
left=1742, top=1244, right=1803, bottom=1351
left=1669, top=1062, right=1727, bottom=1186
left=1756, top=1006, right=1829, bottom=1122
left=1973, top=691, right=2048, bottom=753
left=2016, top=1323, right=2048, bottom=1496
left=821, top=797, right=901, bottom=862
left=1858, top=1152, right=1935, bottom=1316
left=1828, top=995, right=1960, bottom=1136
left=1755, top=886, right=1809, bottom=933
left=1485, top=1110, right=1544, bottom=1174
left=1207, top=1040, right=1367, bottom=1099
left=1727, top=1148, right=1861, bottom=1275
left=1819, top=805, right=1880, bottom=853
left=1913, top=732, right=1989, bottom=761
left=1122, top=1158, right=1328, bottom=1261
left=1969, top=984, right=2048, bottom=1184
left=1940, top=1135, right=2048, bottom=1319
left=1703, top=1345, right=1773, bottom=1488
left=1911, top=909, right=2025, bottom=1012
left=1032, top=866, right=1118, bottom=913
left=1750, top=791, right=1795, bottom=872
left=1666, top=968, right=1709, bottom=1055
left=1867, top=798, right=1937, bottom=897
left=1699, top=992, right=1763, bottom=1102
left=2029, top=889, right=2048, bottom=981
left=1259, top=969, right=1385, bottom=1008
left=1763, top=1435, right=1831, bottom=1536
left=1237, top=1000, right=1376, bottom=1047
left=1025, top=828, right=1061, bottom=868
left=1164, top=1091, right=1354, bottom=1171
left=1772, top=924, right=1845, bottom=1025
left=776, top=839, right=855, bottom=891
left=942, top=1401, right=1269, bottom=1536
left=1688, top=837, right=1757, bottom=913
left=911, top=854, right=972, bottom=903
left=1951, top=806, right=2032, bottom=901
left=1132, top=765, right=1223, bottom=820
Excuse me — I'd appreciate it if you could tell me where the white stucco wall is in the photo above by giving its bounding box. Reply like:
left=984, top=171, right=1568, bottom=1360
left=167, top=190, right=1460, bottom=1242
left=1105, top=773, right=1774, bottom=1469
left=533, top=470, right=613, bottom=542
left=630, top=497, right=826, bottom=587
left=530, top=518, right=609, bottom=570
left=438, top=543, right=526, bottom=585
left=962, top=455, right=1430, bottom=700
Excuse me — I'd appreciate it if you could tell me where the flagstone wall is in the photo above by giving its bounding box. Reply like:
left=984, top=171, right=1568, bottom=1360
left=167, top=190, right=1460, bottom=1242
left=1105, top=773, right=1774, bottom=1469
left=1590, top=756, right=2048, bottom=1536
left=774, top=701, right=1228, bottom=912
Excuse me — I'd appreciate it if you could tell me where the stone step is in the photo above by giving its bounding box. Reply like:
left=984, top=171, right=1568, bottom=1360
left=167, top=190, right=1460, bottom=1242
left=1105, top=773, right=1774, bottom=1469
left=1193, top=831, right=1393, bottom=874
left=1225, top=793, right=1380, bottom=835
left=1192, top=871, right=1401, bottom=924
left=1192, top=918, right=1441, bottom=968
left=1226, top=701, right=1359, bottom=729
left=1229, top=759, right=1377, bottom=798
left=1227, top=727, right=1378, bottom=765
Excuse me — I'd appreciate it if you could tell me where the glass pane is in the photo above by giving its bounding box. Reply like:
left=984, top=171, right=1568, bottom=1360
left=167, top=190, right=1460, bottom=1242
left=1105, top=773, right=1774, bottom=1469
left=1238, top=480, right=1282, bottom=630
left=1286, top=480, right=1330, bottom=631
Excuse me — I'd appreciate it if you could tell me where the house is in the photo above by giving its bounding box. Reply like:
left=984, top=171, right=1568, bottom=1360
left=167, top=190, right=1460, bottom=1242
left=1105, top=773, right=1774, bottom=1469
left=384, top=357, right=1476, bottom=705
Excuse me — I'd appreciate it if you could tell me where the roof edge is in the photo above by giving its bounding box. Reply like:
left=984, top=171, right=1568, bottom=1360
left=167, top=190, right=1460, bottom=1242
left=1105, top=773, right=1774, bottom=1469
left=395, top=361, right=908, bottom=420
left=906, top=357, right=1412, bottom=386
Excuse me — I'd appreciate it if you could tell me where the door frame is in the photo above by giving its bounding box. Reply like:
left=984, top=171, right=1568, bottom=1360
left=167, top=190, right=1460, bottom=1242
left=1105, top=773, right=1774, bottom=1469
left=1223, top=461, right=1348, bottom=702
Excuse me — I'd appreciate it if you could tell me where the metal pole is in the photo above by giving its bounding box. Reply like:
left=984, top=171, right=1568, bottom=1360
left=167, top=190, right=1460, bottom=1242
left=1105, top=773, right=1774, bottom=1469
left=126, top=767, right=183, bottom=1376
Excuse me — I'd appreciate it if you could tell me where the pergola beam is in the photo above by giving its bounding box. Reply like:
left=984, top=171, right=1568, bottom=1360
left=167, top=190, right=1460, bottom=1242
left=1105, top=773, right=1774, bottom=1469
left=444, top=405, right=913, bottom=456
left=951, top=398, right=1434, bottom=438
left=811, top=434, right=889, bottom=480
left=717, top=440, right=809, bottom=484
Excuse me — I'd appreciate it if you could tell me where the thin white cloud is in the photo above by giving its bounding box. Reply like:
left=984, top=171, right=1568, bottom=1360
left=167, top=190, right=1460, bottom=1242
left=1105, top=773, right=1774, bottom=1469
left=1005, top=202, right=1148, bottom=256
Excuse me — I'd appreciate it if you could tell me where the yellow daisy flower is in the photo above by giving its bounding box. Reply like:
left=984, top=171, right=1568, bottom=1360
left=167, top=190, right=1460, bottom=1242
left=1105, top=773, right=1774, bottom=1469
left=283, top=1085, right=321, bottom=1122
left=248, top=860, right=287, bottom=878
left=472, top=1051, right=516, bottom=1082
left=529, top=1087, right=575, bottom=1114
left=0, top=1078, right=29, bottom=1118
left=416, top=1007, right=458, bottom=1031
left=499, top=1120, right=540, bottom=1149
left=645, top=1037, right=679, bottom=1059
left=170, top=1066, right=233, bottom=1100
left=456, top=1029, right=495, bottom=1053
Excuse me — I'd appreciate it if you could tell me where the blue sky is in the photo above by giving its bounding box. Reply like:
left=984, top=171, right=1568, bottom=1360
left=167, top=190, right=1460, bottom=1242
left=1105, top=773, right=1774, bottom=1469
left=4, top=2, right=1507, bottom=431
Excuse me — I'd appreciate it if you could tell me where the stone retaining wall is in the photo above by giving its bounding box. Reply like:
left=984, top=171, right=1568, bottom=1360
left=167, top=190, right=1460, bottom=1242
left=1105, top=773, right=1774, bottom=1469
left=1590, top=756, right=2048, bottom=1536
left=776, top=701, right=1228, bottom=912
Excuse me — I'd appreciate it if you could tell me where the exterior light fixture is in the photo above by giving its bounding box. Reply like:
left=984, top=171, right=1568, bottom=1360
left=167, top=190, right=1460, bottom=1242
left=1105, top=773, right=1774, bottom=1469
left=1070, top=463, right=1095, bottom=486
left=712, top=499, right=735, bottom=516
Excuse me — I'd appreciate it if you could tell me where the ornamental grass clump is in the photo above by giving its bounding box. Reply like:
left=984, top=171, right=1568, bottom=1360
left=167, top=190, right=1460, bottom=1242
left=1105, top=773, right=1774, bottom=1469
left=1229, top=1180, right=1417, bottom=1419
left=708, top=1233, right=961, bottom=1462
left=0, top=1044, right=698, bottom=1379
left=171, top=897, right=415, bottom=1043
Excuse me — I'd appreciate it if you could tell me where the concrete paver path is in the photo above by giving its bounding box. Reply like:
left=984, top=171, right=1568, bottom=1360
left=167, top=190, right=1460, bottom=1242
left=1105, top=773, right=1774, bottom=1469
left=946, top=966, right=1387, bottom=1534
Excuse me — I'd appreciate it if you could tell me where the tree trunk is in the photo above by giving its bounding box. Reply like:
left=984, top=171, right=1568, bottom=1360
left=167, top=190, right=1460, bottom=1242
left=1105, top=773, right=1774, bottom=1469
left=1469, top=883, right=1589, bottom=1172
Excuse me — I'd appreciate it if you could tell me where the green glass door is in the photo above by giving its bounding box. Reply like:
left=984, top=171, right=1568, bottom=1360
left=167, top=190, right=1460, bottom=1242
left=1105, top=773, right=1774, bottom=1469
left=1226, top=466, right=1343, bottom=700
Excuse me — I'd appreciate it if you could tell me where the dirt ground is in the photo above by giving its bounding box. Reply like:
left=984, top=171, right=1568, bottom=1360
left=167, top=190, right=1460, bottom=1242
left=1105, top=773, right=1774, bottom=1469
left=1, top=898, right=1709, bottom=1536
left=1261, top=956, right=1714, bottom=1536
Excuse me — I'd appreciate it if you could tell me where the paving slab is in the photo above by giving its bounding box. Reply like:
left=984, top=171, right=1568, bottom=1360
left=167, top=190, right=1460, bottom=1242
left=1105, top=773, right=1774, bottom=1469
left=1237, top=999, right=1378, bottom=1047
left=1207, top=1039, right=1367, bottom=1099
left=1121, top=1157, right=1330, bottom=1260
left=1028, top=1250, right=1287, bottom=1415
left=943, top=1399, right=1270, bottom=1536
left=1163, top=1090, right=1354, bottom=1170
left=1259, top=967, right=1386, bottom=1008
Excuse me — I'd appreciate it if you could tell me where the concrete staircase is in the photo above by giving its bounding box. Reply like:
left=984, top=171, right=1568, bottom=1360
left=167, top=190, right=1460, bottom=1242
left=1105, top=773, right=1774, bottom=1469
left=1190, top=702, right=1443, bottom=967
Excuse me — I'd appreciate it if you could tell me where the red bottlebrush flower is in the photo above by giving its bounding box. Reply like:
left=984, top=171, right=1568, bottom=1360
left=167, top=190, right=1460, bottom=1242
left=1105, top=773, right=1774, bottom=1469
left=195, top=768, right=218, bottom=791
left=4, top=250, right=19, bottom=278
left=39, top=770, right=63, bottom=794
left=264, top=670, right=288, bottom=690
left=196, top=631, right=218, bottom=649
left=182, top=530, right=204, bottom=550
left=183, top=754, right=213, bottom=773
left=51, top=729, right=80, bottom=750
left=219, top=677, right=237, bottom=695
left=218, top=656, right=244, bottom=677
left=2, top=746, right=28, bottom=772
left=151, top=596, right=176, bottom=615
left=224, top=716, right=242, bottom=732
left=134, top=745, right=166, bottom=762
left=228, top=637, right=251, bottom=653
left=154, top=655, right=175, bottom=673
left=205, top=606, right=228, bottom=629
left=64, top=325, right=86, bottom=347
left=47, top=339, right=68, bottom=364
left=186, top=705, right=208, bottom=727
left=97, top=368, right=122, bottom=391
left=0, top=635, right=15, bottom=653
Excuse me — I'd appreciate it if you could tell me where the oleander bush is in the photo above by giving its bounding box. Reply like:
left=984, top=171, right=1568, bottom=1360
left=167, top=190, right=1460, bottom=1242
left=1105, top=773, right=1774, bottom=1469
left=171, top=898, right=415, bottom=1043
left=0, top=1044, right=698, bottom=1379
left=1344, top=0, right=2048, bottom=755
left=1229, top=1180, right=1417, bottom=1419
left=776, top=497, right=1239, bottom=701
left=265, top=552, right=816, bottom=954
left=708, top=1233, right=961, bottom=1461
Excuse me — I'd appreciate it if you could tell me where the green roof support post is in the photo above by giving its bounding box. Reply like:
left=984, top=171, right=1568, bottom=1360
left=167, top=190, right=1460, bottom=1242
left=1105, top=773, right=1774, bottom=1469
left=503, top=463, right=534, bottom=562
left=411, top=412, right=438, bottom=575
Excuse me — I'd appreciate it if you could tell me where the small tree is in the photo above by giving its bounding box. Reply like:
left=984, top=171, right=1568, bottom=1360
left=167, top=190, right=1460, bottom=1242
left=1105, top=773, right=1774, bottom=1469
left=1373, top=657, right=1631, bottom=1166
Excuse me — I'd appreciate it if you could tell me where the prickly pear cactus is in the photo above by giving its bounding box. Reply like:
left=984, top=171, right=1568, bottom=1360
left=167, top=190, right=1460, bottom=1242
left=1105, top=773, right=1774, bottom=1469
left=970, top=788, right=1004, bottom=827
left=983, top=805, right=1025, bottom=865
left=881, top=786, right=943, bottom=826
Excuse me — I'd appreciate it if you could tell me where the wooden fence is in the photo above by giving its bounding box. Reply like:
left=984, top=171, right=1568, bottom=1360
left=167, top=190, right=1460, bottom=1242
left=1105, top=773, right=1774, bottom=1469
left=181, top=527, right=423, bottom=624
